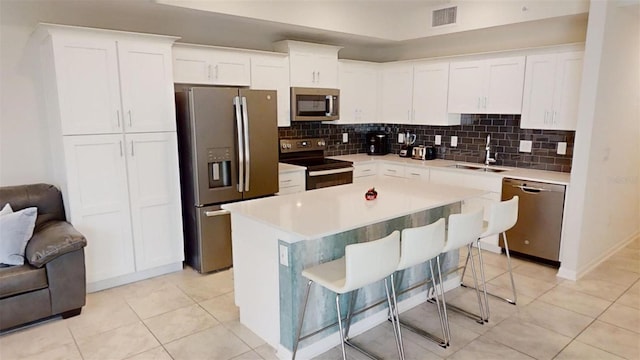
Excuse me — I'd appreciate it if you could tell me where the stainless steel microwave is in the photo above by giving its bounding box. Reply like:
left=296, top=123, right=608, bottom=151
left=291, top=87, right=339, bottom=121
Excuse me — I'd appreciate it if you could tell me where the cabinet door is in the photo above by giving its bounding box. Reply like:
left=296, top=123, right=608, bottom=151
left=118, top=41, right=176, bottom=133
left=172, top=46, right=211, bottom=84
left=289, top=51, right=317, bottom=87
left=485, top=56, right=525, bottom=114
left=125, top=132, right=184, bottom=271
left=552, top=51, right=583, bottom=130
left=289, top=50, right=338, bottom=88
left=210, top=51, right=251, bottom=86
left=447, top=60, right=484, bottom=113
left=380, top=64, right=413, bottom=124
left=336, top=61, right=378, bottom=124
left=379, top=163, right=406, bottom=178
left=52, top=36, right=121, bottom=135
left=413, top=62, right=460, bottom=125
left=520, top=54, right=556, bottom=129
left=63, top=135, right=134, bottom=283
left=251, top=54, right=291, bottom=127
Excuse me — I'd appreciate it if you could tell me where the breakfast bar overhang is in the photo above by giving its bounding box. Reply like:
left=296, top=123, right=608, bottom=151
left=222, top=177, right=487, bottom=359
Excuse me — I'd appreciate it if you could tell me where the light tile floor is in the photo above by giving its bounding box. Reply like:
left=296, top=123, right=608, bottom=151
left=1, top=239, right=638, bottom=360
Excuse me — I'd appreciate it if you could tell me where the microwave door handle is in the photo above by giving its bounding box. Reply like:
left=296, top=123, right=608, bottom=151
left=241, top=96, right=250, bottom=192
left=326, top=95, right=334, bottom=116
left=233, top=96, right=244, bottom=193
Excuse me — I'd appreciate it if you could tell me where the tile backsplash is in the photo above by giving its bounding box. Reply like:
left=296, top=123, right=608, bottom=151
left=278, top=114, right=574, bottom=173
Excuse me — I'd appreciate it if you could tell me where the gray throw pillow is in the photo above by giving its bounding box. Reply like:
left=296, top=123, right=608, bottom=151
left=0, top=206, right=37, bottom=265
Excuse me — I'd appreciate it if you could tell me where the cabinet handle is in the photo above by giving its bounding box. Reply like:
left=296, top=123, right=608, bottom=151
left=215, top=65, right=219, bottom=79
left=317, top=71, right=320, bottom=83
left=130, top=141, right=134, bottom=156
left=544, top=110, right=549, bottom=124
left=116, top=110, right=121, bottom=128
left=412, top=109, right=415, bottom=121
left=208, top=64, right=212, bottom=80
left=387, top=169, right=396, bottom=173
left=552, top=111, right=557, bottom=124
left=119, top=141, right=123, bottom=157
left=477, top=97, right=481, bottom=109
left=483, top=97, right=487, bottom=109
left=362, top=169, right=371, bottom=172
left=281, top=179, right=292, bottom=183
left=407, top=110, right=410, bottom=121
left=312, top=71, right=316, bottom=83
left=128, top=110, right=132, bottom=127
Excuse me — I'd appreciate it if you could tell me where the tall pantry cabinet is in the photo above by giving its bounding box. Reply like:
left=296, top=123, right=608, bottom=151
left=35, top=24, right=184, bottom=292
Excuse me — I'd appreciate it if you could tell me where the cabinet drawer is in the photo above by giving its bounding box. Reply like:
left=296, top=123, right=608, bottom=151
left=379, top=163, right=406, bottom=178
left=405, top=166, right=429, bottom=181
left=430, top=168, right=501, bottom=192
left=278, top=171, right=305, bottom=194
left=353, top=162, right=378, bottom=178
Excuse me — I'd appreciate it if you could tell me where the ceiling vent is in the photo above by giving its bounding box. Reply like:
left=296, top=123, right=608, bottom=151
left=432, top=6, right=457, bottom=27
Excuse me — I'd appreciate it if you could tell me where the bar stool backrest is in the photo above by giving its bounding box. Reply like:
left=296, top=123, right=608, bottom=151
left=343, top=230, right=400, bottom=293
left=398, top=218, right=446, bottom=270
left=442, top=209, right=483, bottom=253
left=484, top=196, right=519, bottom=236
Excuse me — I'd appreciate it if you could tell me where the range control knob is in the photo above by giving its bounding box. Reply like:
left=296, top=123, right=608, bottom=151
left=286, top=144, right=292, bottom=149
left=281, top=143, right=288, bottom=149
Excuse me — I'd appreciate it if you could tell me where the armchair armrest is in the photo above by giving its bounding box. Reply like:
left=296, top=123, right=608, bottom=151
left=25, top=221, right=87, bottom=268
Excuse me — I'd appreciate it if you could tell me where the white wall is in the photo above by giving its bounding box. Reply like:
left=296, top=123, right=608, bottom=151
left=560, top=0, right=640, bottom=279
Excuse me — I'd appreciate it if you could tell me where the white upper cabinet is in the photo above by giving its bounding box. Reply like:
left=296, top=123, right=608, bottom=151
left=250, top=53, right=291, bottom=127
left=43, top=28, right=177, bottom=135
left=412, top=62, right=461, bottom=125
left=380, top=62, right=414, bottom=124
left=334, top=60, right=379, bottom=124
left=48, top=35, right=122, bottom=135
left=448, top=56, right=525, bottom=114
left=273, top=40, right=341, bottom=88
left=521, top=51, right=584, bottom=130
left=118, top=40, right=176, bottom=133
left=173, top=44, right=251, bottom=86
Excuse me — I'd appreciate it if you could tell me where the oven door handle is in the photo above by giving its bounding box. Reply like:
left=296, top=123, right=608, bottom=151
left=308, top=167, right=354, bottom=177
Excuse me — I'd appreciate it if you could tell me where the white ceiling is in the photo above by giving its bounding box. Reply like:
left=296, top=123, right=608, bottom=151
left=2, top=0, right=590, bottom=61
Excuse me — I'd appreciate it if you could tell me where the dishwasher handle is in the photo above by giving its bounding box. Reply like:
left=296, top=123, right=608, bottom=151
left=513, top=184, right=550, bottom=193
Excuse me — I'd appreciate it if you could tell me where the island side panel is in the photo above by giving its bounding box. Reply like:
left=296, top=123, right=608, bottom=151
left=231, top=212, right=296, bottom=348
left=280, top=203, right=460, bottom=353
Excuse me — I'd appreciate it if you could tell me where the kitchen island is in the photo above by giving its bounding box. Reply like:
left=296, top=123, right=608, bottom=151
left=222, top=177, right=486, bottom=359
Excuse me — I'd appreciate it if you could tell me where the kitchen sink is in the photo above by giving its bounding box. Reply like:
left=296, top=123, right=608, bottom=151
left=447, top=163, right=509, bottom=173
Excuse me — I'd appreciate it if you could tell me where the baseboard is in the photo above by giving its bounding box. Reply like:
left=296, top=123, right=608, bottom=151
left=276, top=276, right=461, bottom=360
left=86, top=262, right=184, bottom=293
left=557, top=231, right=639, bottom=281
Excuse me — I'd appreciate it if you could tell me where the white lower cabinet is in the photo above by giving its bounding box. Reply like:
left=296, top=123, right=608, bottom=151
left=353, top=162, right=378, bottom=183
left=63, top=133, right=184, bottom=287
left=379, top=162, right=407, bottom=178
left=404, top=166, right=430, bottom=181
left=278, top=170, right=305, bottom=195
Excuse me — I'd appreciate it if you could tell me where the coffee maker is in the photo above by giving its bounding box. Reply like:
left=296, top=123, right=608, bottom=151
left=366, top=131, right=388, bottom=155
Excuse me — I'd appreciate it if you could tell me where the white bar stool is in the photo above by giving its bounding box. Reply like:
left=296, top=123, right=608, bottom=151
left=440, top=209, right=486, bottom=326
left=292, top=231, right=402, bottom=360
left=390, top=218, right=448, bottom=353
left=461, top=196, right=519, bottom=311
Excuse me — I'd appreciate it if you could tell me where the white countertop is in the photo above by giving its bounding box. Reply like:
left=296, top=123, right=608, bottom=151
left=278, top=162, right=306, bottom=173
left=330, top=154, right=571, bottom=185
left=222, top=176, right=486, bottom=241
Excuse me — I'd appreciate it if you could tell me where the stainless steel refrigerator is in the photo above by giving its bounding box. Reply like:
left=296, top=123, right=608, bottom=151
left=175, top=87, right=279, bottom=273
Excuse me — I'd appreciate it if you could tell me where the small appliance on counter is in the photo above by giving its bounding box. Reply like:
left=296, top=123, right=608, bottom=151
left=412, top=145, right=438, bottom=160
left=399, top=131, right=416, bottom=157
left=425, top=145, right=437, bottom=160
left=366, top=131, right=389, bottom=155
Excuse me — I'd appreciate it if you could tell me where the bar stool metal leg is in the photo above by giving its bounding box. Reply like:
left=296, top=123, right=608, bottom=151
left=467, top=243, right=487, bottom=323
left=335, top=294, right=348, bottom=360
left=429, top=259, right=448, bottom=346
left=385, top=277, right=404, bottom=360
left=475, top=240, right=490, bottom=322
left=502, top=232, right=517, bottom=304
left=292, top=280, right=313, bottom=360
left=436, top=256, right=451, bottom=345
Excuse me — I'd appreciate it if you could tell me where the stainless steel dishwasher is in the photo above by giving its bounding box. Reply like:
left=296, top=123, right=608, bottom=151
left=501, top=178, right=566, bottom=263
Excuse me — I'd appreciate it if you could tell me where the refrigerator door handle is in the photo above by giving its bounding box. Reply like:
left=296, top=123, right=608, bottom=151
left=205, top=209, right=230, bottom=217
left=234, top=96, right=244, bottom=193
left=241, top=96, right=251, bottom=192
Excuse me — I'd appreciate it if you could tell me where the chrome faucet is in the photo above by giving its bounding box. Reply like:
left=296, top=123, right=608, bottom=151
left=485, top=135, right=496, bottom=166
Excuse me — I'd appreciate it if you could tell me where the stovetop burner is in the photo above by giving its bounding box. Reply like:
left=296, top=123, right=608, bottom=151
left=279, top=138, right=353, bottom=171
